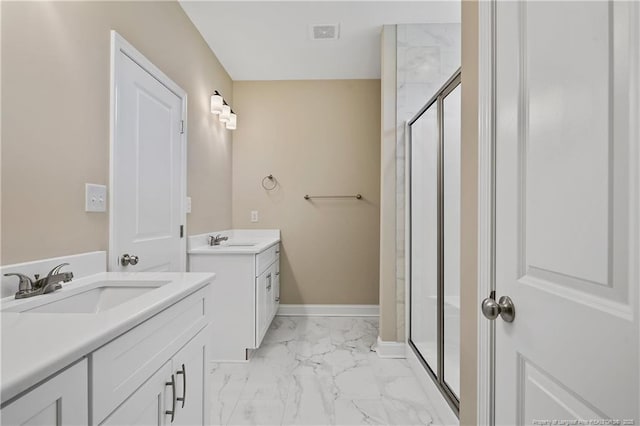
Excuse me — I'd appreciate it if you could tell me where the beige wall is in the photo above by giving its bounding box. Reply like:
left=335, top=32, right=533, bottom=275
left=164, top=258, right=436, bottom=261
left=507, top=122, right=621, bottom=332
left=459, top=0, right=479, bottom=424
left=1, top=1, right=233, bottom=265
left=232, top=80, right=380, bottom=305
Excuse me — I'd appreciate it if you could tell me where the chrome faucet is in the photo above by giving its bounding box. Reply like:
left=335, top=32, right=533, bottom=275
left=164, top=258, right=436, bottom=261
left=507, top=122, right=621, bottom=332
left=208, top=234, right=229, bottom=246
left=4, top=263, right=73, bottom=299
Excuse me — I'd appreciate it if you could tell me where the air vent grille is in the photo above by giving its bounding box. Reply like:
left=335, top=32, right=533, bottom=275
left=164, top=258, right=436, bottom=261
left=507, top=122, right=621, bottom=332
left=310, top=24, right=340, bottom=40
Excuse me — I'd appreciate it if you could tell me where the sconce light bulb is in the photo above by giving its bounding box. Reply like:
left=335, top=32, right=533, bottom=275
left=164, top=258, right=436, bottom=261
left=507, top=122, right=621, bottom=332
left=226, top=113, right=237, bottom=130
left=210, top=93, right=223, bottom=114
left=219, top=104, right=231, bottom=123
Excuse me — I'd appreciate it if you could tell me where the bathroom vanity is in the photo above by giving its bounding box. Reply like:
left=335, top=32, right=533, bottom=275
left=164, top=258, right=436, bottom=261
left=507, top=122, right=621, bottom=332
left=0, top=268, right=214, bottom=425
left=188, top=229, right=280, bottom=361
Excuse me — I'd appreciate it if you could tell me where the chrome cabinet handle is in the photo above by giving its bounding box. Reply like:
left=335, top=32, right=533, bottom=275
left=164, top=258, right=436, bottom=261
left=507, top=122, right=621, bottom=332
left=165, top=374, right=176, bottom=422
left=266, top=273, right=272, bottom=291
left=176, top=364, right=186, bottom=408
left=481, top=294, right=515, bottom=322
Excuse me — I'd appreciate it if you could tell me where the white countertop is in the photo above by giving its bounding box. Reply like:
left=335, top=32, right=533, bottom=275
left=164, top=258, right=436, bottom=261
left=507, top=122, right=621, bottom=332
left=188, top=229, right=280, bottom=255
left=0, top=271, right=215, bottom=404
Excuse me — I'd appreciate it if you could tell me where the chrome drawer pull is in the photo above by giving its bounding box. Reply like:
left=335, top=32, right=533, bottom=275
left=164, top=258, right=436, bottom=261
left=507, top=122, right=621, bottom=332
left=176, top=364, right=186, bottom=408
left=165, top=374, right=176, bottom=422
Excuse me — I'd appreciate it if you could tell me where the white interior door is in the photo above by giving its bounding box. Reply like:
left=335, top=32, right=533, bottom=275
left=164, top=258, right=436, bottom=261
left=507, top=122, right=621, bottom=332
left=111, top=33, right=186, bottom=272
left=492, top=1, right=639, bottom=423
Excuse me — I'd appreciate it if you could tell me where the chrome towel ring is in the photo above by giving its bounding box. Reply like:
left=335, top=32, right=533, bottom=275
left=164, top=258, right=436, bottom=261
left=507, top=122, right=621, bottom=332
left=262, top=174, right=277, bottom=191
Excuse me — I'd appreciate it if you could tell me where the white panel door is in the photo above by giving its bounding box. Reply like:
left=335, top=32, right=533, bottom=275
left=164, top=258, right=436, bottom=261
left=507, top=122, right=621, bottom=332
left=494, top=1, right=639, bottom=424
left=112, top=44, right=185, bottom=272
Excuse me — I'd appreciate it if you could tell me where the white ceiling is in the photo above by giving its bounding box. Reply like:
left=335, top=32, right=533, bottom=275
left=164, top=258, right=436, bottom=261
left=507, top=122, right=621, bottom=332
left=179, top=1, right=461, bottom=81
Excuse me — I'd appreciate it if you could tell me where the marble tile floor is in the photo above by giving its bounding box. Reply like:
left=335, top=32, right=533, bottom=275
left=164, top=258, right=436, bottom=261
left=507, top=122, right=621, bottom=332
left=210, top=316, right=458, bottom=426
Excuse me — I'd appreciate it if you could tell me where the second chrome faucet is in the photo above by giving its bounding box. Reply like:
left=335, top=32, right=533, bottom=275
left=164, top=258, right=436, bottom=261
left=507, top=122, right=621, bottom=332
left=208, top=234, right=229, bottom=246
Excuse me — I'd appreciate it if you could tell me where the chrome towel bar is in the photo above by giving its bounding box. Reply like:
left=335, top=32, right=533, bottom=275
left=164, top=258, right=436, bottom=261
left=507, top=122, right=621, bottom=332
left=304, top=194, right=362, bottom=200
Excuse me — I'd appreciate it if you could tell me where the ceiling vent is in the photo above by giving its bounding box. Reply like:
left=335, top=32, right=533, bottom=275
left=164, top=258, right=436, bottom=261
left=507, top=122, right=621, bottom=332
left=310, top=24, right=340, bottom=40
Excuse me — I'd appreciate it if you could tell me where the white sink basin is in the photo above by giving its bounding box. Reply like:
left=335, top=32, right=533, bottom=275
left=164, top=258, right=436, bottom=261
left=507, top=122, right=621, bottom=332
left=2, top=280, right=169, bottom=314
left=210, top=241, right=257, bottom=247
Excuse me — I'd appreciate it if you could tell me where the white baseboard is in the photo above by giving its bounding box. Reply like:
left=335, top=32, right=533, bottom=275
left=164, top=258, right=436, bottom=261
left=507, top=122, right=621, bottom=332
left=277, top=304, right=379, bottom=317
left=375, top=336, right=406, bottom=358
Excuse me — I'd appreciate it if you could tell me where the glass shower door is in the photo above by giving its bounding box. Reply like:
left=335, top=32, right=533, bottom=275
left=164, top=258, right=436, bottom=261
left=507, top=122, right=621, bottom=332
left=408, top=69, right=461, bottom=413
left=442, top=83, right=461, bottom=399
left=409, top=100, right=439, bottom=373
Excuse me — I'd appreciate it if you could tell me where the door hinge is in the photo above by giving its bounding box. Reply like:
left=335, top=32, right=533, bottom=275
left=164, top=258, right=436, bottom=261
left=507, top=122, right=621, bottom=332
left=180, top=120, right=185, bottom=134
left=180, top=225, right=184, bottom=238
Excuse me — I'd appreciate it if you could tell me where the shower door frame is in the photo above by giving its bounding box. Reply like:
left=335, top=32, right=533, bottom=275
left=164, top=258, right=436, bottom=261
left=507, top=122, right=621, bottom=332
left=407, top=68, right=462, bottom=416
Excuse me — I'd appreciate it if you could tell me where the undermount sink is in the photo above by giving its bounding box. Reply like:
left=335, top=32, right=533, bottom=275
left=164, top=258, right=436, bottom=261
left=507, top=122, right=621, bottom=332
left=212, top=241, right=257, bottom=247
left=2, top=280, right=170, bottom=314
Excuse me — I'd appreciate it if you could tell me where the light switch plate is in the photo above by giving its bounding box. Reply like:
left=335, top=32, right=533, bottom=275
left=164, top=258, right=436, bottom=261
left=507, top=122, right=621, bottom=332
left=85, top=184, right=107, bottom=212
left=251, top=210, right=259, bottom=223
left=186, top=197, right=192, bottom=214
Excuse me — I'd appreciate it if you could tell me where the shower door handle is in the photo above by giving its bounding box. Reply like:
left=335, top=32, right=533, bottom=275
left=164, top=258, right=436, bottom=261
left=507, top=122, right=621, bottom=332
left=481, top=294, right=515, bottom=322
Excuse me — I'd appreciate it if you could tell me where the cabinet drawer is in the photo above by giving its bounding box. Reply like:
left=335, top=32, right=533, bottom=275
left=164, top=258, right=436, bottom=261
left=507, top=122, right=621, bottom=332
left=91, top=286, right=209, bottom=424
left=256, top=243, right=279, bottom=276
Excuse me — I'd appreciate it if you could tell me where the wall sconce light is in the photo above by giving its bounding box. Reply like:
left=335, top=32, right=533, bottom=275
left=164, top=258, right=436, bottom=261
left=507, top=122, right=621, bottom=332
left=210, top=91, right=236, bottom=130
left=226, top=112, right=237, bottom=130
left=210, top=91, right=224, bottom=114
left=219, top=104, right=231, bottom=123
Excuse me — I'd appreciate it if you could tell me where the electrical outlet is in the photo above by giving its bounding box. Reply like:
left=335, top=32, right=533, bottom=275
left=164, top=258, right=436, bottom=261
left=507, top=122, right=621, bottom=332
left=186, top=197, right=192, bottom=214
left=85, top=184, right=107, bottom=212
left=251, top=210, right=259, bottom=223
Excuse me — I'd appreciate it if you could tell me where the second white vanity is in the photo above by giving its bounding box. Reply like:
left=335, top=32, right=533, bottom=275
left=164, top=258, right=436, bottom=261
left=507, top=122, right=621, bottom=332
left=188, top=229, right=280, bottom=361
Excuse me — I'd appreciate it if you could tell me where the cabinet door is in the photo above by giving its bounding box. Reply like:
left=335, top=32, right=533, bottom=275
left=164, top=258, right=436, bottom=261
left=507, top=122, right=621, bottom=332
left=255, top=267, right=274, bottom=346
left=172, top=327, right=209, bottom=426
left=274, top=270, right=280, bottom=310
left=1, top=360, right=88, bottom=426
left=100, top=362, right=172, bottom=426
left=274, top=248, right=280, bottom=314
left=267, top=263, right=278, bottom=323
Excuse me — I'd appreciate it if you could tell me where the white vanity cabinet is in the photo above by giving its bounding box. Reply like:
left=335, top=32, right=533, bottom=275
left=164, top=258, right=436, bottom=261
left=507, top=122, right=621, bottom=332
left=0, top=281, right=211, bottom=426
left=92, top=286, right=210, bottom=425
left=189, top=241, right=280, bottom=361
left=101, top=327, right=208, bottom=426
left=0, top=360, right=88, bottom=425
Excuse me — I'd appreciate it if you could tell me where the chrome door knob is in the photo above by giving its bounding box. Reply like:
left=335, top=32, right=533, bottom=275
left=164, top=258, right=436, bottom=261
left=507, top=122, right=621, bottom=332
left=120, top=254, right=139, bottom=266
left=481, top=295, right=515, bottom=322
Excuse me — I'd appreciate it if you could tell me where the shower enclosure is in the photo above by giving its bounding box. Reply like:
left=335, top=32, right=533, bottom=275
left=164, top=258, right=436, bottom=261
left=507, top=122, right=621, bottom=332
left=408, top=69, right=461, bottom=413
